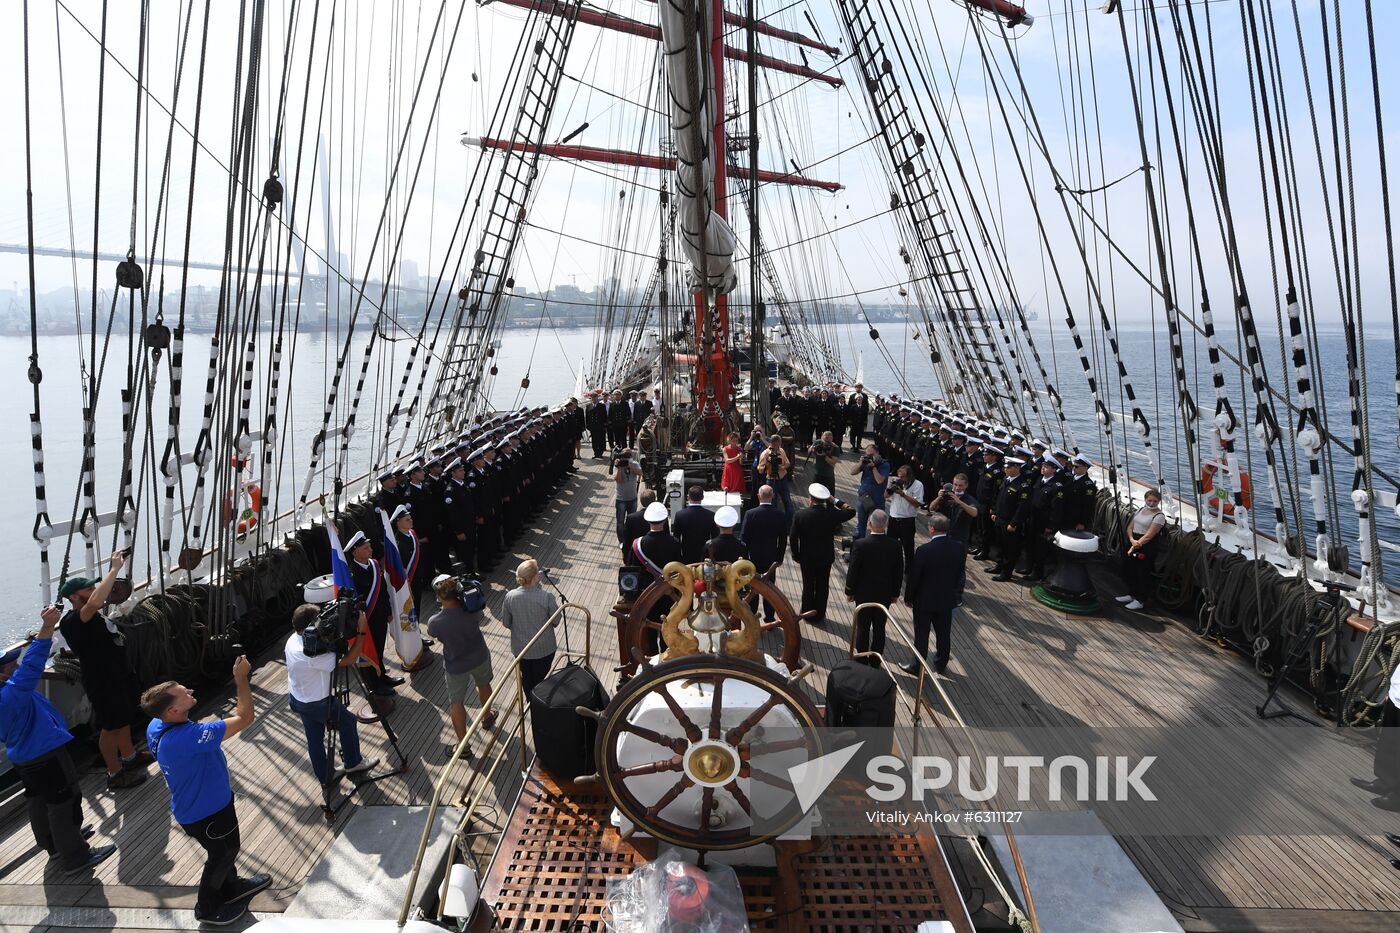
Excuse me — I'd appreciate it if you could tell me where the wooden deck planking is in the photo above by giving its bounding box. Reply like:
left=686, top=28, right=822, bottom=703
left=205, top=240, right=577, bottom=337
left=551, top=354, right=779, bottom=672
left=0, top=449, right=1397, bottom=929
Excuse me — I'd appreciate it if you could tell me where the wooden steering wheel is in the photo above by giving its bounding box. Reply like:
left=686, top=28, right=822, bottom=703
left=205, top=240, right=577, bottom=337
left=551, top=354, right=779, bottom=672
left=619, top=566, right=803, bottom=677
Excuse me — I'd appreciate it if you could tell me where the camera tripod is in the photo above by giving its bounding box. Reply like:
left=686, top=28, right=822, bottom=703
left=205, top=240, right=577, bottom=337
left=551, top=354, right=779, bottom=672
left=318, top=657, right=410, bottom=821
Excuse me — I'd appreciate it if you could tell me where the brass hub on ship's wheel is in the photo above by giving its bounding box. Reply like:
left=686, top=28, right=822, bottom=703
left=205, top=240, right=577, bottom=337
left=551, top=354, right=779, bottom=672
left=594, top=653, right=825, bottom=851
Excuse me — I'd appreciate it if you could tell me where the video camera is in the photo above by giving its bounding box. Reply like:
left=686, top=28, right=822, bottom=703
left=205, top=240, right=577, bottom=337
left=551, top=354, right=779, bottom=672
left=887, top=477, right=905, bottom=493
left=611, top=448, right=634, bottom=473
left=302, top=594, right=365, bottom=658
left=433, top=573, right=487, bottom=612
left=808, top=439, right=835, bottom=458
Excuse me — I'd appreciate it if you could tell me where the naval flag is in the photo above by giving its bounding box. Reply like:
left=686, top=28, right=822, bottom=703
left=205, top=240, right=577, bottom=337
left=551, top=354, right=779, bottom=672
left=378, top=508, right=427, bottom=670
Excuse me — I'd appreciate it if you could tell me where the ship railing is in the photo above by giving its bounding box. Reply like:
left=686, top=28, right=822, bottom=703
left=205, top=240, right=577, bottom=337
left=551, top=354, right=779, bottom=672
left=397, top=600, right=595, bottom=929
left=847, top=601, right=1042, bottom=933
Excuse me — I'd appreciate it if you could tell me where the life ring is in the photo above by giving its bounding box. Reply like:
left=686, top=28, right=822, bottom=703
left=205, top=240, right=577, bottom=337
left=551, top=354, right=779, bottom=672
left=1201, top=465, right=1252, bottom=513
left=222, top=482, right=263, bottom=534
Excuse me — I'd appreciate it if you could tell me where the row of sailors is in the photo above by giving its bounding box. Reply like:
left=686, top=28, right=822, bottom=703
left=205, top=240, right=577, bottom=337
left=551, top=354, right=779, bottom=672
left=872, top=397, right=1098, bottom=583
left=366, top=401, right=584, bottom=596
left=772, top=383, right=872, bottom=449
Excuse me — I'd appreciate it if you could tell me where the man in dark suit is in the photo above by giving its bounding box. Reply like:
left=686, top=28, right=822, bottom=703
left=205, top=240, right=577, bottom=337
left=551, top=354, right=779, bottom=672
left=740, top=485, right=787, bottom=622
left=584, top=392, right=608, bottom=457
left=606, top=390, right=630, bottom=449
left=673, top=485, right=718, bottom=563
left=620, top=489, right=669, bottom=565
left=844, top=510, right=904, bottom=662
left=788, top=483, right=856, bottom=625
left=848, top=385, right=871, bottom=448
left=902, top=513, right=967, bottom=675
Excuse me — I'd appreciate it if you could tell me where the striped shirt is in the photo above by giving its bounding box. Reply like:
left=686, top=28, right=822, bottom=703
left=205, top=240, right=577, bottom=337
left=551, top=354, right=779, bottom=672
left=498, top=585, right=558, bottom=660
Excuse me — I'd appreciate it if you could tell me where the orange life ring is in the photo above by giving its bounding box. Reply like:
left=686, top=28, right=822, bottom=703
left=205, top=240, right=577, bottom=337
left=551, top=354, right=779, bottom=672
left=1201, top=465, right=1252, bottom=513
left=223, top=482, right=263, bottom=534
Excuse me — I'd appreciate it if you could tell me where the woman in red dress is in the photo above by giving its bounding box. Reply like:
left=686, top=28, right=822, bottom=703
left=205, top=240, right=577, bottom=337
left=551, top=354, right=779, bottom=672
left=720, top=432, right=746, bottom=494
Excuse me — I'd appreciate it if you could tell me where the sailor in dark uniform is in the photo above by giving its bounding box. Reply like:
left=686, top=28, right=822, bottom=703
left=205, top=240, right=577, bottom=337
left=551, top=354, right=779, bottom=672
left=971, top=445, right=1004, bottom=560
left=374, top=469, right=404, bottom=514
left=631, top=501, right=683, bottom=655
left=585, top=392, right=608, bottom=457
left=1067, top=453, right=1097, bottom=531
left=391, top=504, right=437, bottom=622
left=441, top=457, right=476, bottom=574
left=827, top=392, right=847, bottom=449
left=991, top=457, right=1032, bottom=582
left=788, top=483, right=856, bottom=625
left=706, top=506, right=749, bottom=563
left=346, top=531, right=402, bottom=696
left=473, top=448, right=501, bottom=569
left=404, top=462, right=449, bottom=573
left=1023, top=455, right=1067, bottom=581
left=606, top=390, right=630, bottom=449
left=848, top=384, right=870, bottom=448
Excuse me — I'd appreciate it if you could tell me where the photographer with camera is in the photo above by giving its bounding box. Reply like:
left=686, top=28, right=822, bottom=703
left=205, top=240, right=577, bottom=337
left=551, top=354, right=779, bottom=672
left=284, top=604, right=380, bottom=785
left=886, top=464, right=926, bottom=566
left=427, top=575, right=495, bottom=758
left=612, top=447, right=643, bottom=543
left=848, top=443, right=888, bottom=540
left=808, top=431, right=839, bottom=493
left=930, top=473, right=980, bottom=547
left=756, top=435, right=794, bottom=520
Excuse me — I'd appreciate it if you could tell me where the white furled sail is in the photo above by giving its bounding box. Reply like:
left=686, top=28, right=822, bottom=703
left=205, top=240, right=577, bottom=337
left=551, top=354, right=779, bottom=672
left=658, top=0, right=737, bottom=296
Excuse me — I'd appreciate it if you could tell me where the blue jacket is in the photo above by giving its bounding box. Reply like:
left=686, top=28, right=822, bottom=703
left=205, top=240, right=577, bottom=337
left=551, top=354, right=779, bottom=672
left=0, top=638, right=73, bottom=764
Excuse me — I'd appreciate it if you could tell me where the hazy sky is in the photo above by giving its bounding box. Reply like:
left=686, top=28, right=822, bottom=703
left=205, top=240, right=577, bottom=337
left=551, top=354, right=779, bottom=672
left=1, top=0, right=1396, bottom=331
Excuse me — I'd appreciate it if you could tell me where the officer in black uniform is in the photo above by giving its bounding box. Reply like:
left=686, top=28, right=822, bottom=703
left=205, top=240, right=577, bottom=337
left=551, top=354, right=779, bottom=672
left=345, top=530, right=402, bottom=696
left=826, top=391, right=847, bottom=450
left=467, top=449, right=497, bottom=573
left=441, top=457, right=476, bottom=574
left=585, top=392, right=608, bottom=457
left=971, top=444, right=1004, bottom=560
left=788, top=483, right=856, bottom=625
left=848, top=384, right=870, bottom=448
left=1023, top=456, right=1066, bottom=581
left=403, top=462, right=449, bottom=573
left=991, top=457, right=1033, bottom=582
left=374, top=469, right=404, bottom=514
left=705, top=506, right=749, bottom=563
left=1067, top=453, right=1097, bottom=531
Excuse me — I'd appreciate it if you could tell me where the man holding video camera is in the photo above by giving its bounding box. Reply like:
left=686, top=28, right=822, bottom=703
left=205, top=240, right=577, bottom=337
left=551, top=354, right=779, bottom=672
left=886, top=464, right=926, bottom=566
left=930, top=473, right=981, bottom=547
left=613, top=447, right=643, bottom=543
left=808, top=431, right=839, bottom=493
left=428, top=575, right=495, bottom=758
left=284, top=604, right=380, bottom=785
left=849, top=442, right=888, bottom=540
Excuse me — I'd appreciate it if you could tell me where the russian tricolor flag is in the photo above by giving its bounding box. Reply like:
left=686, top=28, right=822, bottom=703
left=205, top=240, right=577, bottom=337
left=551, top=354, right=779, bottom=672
left=326, top=517, right=356, bottom=597
left=378, top=508, right=427, bottom=670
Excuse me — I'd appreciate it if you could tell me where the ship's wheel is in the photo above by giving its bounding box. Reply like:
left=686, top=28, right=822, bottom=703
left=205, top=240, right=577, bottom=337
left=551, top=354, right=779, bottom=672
left=620, top=568, right=802, bottom=676
left=593, top=653, right=825, bottom=851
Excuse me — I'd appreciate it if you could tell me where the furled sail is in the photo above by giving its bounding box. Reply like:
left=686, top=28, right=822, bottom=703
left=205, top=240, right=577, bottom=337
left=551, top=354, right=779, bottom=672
left=658, top=0, right=737, bottom=295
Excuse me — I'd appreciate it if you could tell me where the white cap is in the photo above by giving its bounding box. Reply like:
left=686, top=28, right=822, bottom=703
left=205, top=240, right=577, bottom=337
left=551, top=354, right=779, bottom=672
left=345, top=530, right=369, bottom=551
left=1006, top=456, right=1025, bottom=466
left=808, top=483, right=832, bottom=500
left=715, top=506, right=740, bottom=528
left=1042, top=455, right=1062, bottom=470
left=644, top=502, right=669, bottom=522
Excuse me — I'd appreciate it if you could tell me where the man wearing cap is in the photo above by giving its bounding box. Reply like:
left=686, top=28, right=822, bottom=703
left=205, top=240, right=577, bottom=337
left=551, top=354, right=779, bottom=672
left=1067, top=454, right=1097, bottom=531
left=826, top=391, right=847, bottom=450
left=971, top=446, right=1005, bottom=561
left=845, top=509, right=904, bottom=662
left=631, top=502, right=684, bottom=578
left=848, top=384, right=870, bottom=448
left=674, top=485, right=719, bottom=564
left=442, top=458, right=477, bottom=574
left=141, top=655, right=270, bottom=926
left=740, top=486, right=788, bottom=623
left=58, top=550, right=152, bottom=790
left=391, top=504, right=437, bottom=628
left=470, top=449, right=501, bottom=573
left=789, top=483, right=856, bottom=625
left=621, top=490, right=668, bottom=564
left=990, top=457, right=1033, bottom=582
left=346, top=531, right=403, bottom=697
left=1024, top=457, right=1067, bottom=581
left=428, top=575, right=495, bottom=759
left=585, top=393, right=608, bottom=458
left=706, top=506, right=748, bottom=563
left=404, top=462, right=449, bottom=574
left=2, top=605, right=116, bottom=873
left=374, top=469, right=403, bottom=514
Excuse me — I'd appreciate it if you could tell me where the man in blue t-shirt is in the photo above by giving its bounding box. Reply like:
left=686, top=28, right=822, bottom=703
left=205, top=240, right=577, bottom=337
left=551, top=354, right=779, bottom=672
left=850, top=442, right=889, bottom=539
left=1, top=606, right=114, bottom=872
left=142, top=655, right=270, bottom=926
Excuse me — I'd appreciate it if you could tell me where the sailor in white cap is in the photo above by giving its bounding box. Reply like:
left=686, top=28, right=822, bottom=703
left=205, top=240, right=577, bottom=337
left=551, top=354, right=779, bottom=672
left=442, top=457, right=476, bottom=573
left=1067, top=454, right=1097, bottom=531
left=345, top=528, right=404, bottom=695
left=789, top=483, right=856, bottom=625
left=706, top=506, right=749, bottom=564
left=631, top=501, right=682, bottom=579
left=990, top=456, right=1033, bottom=582
left=1023, top=456, right=1067, bottom=581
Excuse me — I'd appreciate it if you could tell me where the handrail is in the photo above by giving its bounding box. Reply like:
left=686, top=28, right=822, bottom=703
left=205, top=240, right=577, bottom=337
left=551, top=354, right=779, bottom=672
left=849, top=601, right=1041, bottom=933
left=397, top=601, right=594, bottom=928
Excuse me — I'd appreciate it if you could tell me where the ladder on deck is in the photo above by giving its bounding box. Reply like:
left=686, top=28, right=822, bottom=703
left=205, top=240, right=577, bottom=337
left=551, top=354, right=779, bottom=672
left=424, top=2, right=583, bottom=436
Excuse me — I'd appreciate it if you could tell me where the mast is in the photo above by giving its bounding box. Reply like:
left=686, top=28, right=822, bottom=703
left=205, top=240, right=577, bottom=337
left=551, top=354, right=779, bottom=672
left=747, top=0, right=767, bottom=430
left=694, top=0, right=731, bottom=437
